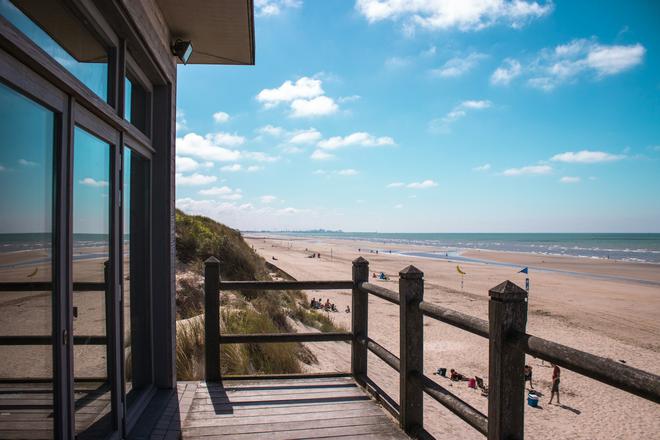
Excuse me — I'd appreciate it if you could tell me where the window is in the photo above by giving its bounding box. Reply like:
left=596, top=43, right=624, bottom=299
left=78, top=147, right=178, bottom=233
left=72, top=126, right=113, bottom=438
left=0, top=0, right=110, bottom=101
left=122, top=146, right=151, bottom=406
left=0, top=81, right=55, bottom=436
left=124, top=59, right=152, bottom=136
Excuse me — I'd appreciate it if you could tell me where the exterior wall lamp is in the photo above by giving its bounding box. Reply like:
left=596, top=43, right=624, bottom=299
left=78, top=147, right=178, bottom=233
left=171, top=39, right=193, bottom=64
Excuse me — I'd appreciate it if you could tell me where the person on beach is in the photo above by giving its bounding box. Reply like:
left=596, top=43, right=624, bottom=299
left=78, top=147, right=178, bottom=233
left=549, top=363, right=561, bottom=404
left=345, top=305, right=350, bottom=313
left=524, top=365, right=534, bottom=390
left=450, top=369, right=468, bottom=381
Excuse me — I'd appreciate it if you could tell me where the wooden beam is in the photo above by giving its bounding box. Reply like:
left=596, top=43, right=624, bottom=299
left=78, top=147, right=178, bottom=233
left=204, top=257, right=221, bottom=382
left=399, top=265, right=424, bottom=436
left=359, top=282, right=400, bottom=304
left=421, top=375, right=488, bottom=436
left=419, top=301, right=489, bottom=339
left=488, top=280, right=528, bottom=440
left=218, top=280, right=353, bottom=291
left=220, top=332, right=352, bottom=344
left=351, top=257, right=369, bottom=387
left=509, top=331, right=660, bottom=404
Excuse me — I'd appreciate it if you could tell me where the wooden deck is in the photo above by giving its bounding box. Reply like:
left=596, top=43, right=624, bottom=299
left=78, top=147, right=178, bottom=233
left=129, top=376, right=409, bottom=439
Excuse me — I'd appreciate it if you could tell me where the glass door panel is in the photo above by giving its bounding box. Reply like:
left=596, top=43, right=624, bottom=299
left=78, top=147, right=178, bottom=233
left=72, top=126, right=112, bottom=438
left=122, top=147, right=151, bottom=406
left=0, top=82, right=55, bottom=439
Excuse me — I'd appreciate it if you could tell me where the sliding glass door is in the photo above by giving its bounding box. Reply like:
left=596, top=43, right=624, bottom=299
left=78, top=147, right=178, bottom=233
left=0, top=81, right=55, bottom=439
left=71, top=126, right=114, bottom=438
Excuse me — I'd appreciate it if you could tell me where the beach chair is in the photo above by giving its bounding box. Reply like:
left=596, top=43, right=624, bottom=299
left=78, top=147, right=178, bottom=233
left=475, top=376, right=488, bottom=396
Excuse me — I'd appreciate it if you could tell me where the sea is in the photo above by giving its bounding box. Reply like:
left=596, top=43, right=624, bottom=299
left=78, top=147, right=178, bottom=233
left=267, top=232, right=660, bottom=264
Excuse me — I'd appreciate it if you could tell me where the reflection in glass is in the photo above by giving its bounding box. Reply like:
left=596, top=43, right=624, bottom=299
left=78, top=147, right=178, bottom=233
left=0, top=82, right=54, bottom=437
left=72, top=126, right=112, bottom=438
left=124, top=73, right=150, bottom=135
left=123, top=147, right=151, bottom=405
left=0, top=0, right=109, bottom=101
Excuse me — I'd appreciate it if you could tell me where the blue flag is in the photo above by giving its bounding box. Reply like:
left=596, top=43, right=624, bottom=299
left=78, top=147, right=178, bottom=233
left=518, top=267, right=529, bottom=274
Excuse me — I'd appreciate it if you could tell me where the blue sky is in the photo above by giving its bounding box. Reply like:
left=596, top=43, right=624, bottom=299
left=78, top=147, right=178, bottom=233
left=174, top=0, right=660, bottom=232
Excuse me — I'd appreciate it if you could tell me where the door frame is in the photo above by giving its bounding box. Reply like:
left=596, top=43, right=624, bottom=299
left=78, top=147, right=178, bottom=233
left=72, top=102, right=123, bottom=437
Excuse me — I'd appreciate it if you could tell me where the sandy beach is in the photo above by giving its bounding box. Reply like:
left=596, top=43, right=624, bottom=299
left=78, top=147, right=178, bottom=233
left=246, top=234, right=660, bottom=439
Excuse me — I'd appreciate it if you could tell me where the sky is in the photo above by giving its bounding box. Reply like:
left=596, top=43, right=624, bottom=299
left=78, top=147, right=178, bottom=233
left=175, top=0, right=660, bottom=233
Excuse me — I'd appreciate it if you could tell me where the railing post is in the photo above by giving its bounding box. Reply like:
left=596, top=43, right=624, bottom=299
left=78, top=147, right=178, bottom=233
left=488, top=280, right=528, bottom=440
left=351, top=257, right=369, bottom=387
left=204, top=257, right=221, bottom=382
left=399, top=265, right=424, bottom=435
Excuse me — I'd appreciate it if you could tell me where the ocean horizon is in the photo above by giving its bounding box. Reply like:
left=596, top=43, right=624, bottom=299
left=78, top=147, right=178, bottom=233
left=253, top=232, right=660, bottom=264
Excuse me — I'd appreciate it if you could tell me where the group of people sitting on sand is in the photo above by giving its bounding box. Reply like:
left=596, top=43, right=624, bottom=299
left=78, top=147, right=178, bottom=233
left=372, top=271, right=388, bottom=280
left=437, top=363, right=562, bottom=404
left=310, top=297, right=349, bottom=313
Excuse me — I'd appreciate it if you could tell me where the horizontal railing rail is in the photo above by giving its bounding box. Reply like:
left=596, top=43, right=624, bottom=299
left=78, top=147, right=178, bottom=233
left=0, top=335, right=107, bottom=345
left=219, top=332, right=352, bottom=344
left=359, top=282, right=399, bottom=304
left=510, top=331, right=660, bottom=403
left=0, top=281, right=106, bottom=291
left=203, top=256, right=660, bottom=439
left=218, top=280, right=353, bottom=291
left=419, top=301, right=489, bottom=339
left=421, top=375, right=488, bottom=436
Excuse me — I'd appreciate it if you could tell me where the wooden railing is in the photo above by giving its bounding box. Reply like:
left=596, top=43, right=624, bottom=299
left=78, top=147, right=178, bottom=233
left=204, top=256, right=660, bottom=439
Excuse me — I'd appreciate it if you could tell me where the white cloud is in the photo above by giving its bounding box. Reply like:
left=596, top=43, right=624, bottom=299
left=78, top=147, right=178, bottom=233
left=431, top=52, right=486, bottom=78
left=18, top=159, right=38, bottom=167
left=175, top=173, right=217, bottom=186
left=255, top=0, right=302, bottom=17
left=260, top=195, right=278, bottom=204
left=407, top=179, right=438, bottom=189
left=212, top=111, right=230, bottom=123
left=394, top=204, right=404, bottom=209
left=313, top=169, right=327, bottom=175
left=290, top=96, right=338, bottom=117
left=199, top=186, right=243, bottom=200
left=176, top=157, right=212, bottom=173
left=243, top=151, right=279, bottom=162
left=257, top=76, right=342, bottom=118
left=337, top=168, right=358, bottom=176
left=318, top=132, right=395, bottom=150
left=490, top=58, right=522, bottom=85
left=310, top=150, right=334, bottom=160
left=385, top=56, right=412, bottom=69
left=527, top=39, right=645, bottom=90
left=221, top=164, right=242, bottom=172
left=258, top=125, right=285, bottom=137
left=430, top=100, right=492, bottom=133
left=257, top=77, right=324, bottom=107
left=387, top=182, right=404, bottom=188
left=247, top=165, right=263, bottom=172
left=501, top=165, right=552, bottom=176
left=177, top=133, right=241, bottom=162
left=551, top=150, right=626, bottom=163
left=559, top=176, right=580, bottom=184
left=210, top=131, right=245, bottom=147
left=281, top=145, right=304, bottom=154
left=473, top=163, right=491, bottom=171
left=355, top=0, right=553, bottom=32
left=289, top=128, right=322, bottom=144
left=176, top=109, right=187, bottom=133
left=79, top=177, right=108, bottom=188
left=338, top=95, right=361, bottom=103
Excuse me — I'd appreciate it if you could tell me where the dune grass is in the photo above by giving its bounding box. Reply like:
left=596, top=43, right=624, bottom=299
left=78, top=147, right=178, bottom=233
left=175, top=209, right=338, bottom=380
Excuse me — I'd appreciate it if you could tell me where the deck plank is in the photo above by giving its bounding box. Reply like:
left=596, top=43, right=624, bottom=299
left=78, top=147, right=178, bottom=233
left=129, top=377, right=408, bottom=439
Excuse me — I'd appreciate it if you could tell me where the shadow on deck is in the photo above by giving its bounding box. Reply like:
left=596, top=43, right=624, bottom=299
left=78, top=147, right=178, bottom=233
left=129, top=376, right=409, bottom=439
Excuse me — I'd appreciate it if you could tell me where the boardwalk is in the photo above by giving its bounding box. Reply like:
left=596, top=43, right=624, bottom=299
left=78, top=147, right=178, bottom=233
left=130, top=376, right=409, bottom=439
